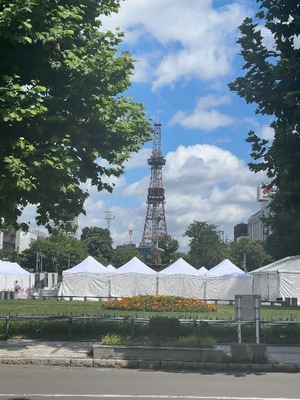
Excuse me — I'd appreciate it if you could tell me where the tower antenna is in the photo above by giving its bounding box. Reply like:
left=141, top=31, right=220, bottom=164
left=139, top=122, right=167, bottom=266
left=104, top=206, right=115, bottom=231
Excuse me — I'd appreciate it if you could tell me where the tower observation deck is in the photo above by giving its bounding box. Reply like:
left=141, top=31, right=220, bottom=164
left=140, top=123, right=167, bottom=262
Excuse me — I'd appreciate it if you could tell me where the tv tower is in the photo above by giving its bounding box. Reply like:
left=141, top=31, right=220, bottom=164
left=104, top=206, right=115, bottom=231
left=140, top=122, right=167, bottom=263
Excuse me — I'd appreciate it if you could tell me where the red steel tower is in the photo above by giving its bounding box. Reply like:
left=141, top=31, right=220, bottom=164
left=140, top=122, right=168, bottom=248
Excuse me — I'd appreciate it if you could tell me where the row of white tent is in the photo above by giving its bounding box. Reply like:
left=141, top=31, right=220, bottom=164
left=59, top=256, right=251, bottom=300
left=58, top=255, right=300, bottom=303
left=62, top=256, right=245, bottom=276
left=1, top=255, right=300, bottom=303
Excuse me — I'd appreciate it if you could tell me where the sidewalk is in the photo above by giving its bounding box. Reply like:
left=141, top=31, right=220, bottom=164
left=0, top=340, right=300, bottom=372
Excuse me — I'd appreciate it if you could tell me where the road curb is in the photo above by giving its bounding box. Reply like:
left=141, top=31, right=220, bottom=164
left=0, top=357, right=300, bottom=372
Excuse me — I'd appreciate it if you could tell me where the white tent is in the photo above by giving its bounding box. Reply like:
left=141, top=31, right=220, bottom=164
left=205, top=273, right=253, bottom=301
left=117, top=257, right=157, bottom=275
left=63, top=255, right=108, bottom=275
left=159, top=258, right=198, bottom=275
left=158, top=258, right=205, bottom=299
left=252, top=255, right=300, bottom=303
left=204, top=259, right=252, bottom=301
left=252, top=255, right=300, bottom=273
left=59, top=256, right=112, bottom=299
left=196, top=266, right=208, bottom=276
left=206, top=259, right=245, bottom=276
left=111, top=257, right=157, bottom=297
left=106, top=264, right=117, bottom=272
left=0, top=260, right=33, bottom=292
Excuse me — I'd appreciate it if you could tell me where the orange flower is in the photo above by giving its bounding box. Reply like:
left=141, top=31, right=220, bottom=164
left=102, top=295, right=219, bottom=313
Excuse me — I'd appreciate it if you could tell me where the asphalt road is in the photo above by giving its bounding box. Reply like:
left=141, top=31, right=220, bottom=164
left=1, top=365, right=300, bottom=400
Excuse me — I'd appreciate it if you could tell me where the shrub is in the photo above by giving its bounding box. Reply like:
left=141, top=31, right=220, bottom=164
left=101, top=333, right=123, bottom=346
left=173, top=335, right=200, bottom=348
left=173, top=335, right=217, bottom=348
left=198, top=336, right=217, bottom=348
left=148, top=316, right=181, bottom=346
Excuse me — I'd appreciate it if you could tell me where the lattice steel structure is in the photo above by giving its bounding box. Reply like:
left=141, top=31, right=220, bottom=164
left=140, top=122, right=168, bottom=246
left=104, top=207, right=115, bottom=231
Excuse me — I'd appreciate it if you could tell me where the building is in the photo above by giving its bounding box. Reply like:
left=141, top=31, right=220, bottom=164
left=0, top=228, right=46, bottom=253
left=247, top=184, right=276, bottom=242
left=234, top=222, right=248, bottom=241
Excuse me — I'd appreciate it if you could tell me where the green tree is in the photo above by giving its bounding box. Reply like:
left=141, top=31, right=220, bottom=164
left=0, top=0, right=151, bottom=231
left=111, top=246, right=145, bottom=268
left=20, top=231, right=87, bottom=274
left=169, top=252, right=190, bottom=264
left=228, top=0, right=300, bottom=258
left=228, top=238, right=273, bottom=272
left=184, top=221, right=229, bottom=269
left=264, top=192, right=300, bottom=259
left=0, top=248, right=20, bottom=263
left=81, top=226, right=113, bottom=265
left=158, top=234, right=179, bottom=266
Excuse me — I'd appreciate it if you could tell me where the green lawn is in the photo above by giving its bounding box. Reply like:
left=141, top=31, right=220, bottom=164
left=1, top=300, right=300, bottom=321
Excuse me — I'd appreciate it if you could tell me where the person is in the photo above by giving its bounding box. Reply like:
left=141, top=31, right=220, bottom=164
left=14, top=280, right=21, bottom=292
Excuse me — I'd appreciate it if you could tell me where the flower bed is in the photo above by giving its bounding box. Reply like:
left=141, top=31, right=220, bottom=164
left=102, top=295, right=219, bottom=313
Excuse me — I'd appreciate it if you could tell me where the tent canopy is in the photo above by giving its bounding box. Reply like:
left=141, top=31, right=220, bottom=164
left=63, top=256, right=109, bottom=275
left=206, top=259, right=244, bottom=276
left=106, top=264, right=117, bottom=272
left=252, top=255, right=300, bottom=273
left=0, top=260, right=30, bottom=276
left=195, top=266, right=208, bottom=276
left=0, top=260, right=33, bottom=291
left=117, top=257, right=157, bottom=275
left=159, top=258, right=198, bottom=275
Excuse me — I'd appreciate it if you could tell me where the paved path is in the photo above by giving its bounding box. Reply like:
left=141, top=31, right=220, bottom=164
left=0, top=340, right=300, bottom=371
left=0, top=339, right=91, bottom=358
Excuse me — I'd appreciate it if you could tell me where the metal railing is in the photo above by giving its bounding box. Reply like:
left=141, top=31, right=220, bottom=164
left=1, top=315, right=300, bottom=338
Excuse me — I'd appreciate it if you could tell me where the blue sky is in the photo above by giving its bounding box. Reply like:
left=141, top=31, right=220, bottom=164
left=25, top=0, right=276, bottom=250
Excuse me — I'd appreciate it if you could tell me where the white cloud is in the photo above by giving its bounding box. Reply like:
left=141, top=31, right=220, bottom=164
left=293, top=35, right=300, bottom=49
left=124, top=148, right=152, bottom=169
left=259, top=125, right=274, bottom=141
left=101, top=0, right=251, bottom=89
left=131, top=54, right=155, bottom=84
left=77, top=197, right=106, bottom=232
left=259, top=25, right=276, bottom=50
left=105, top=144, right=266, bottom=248
left=164, top=144, right=259, bottom=187
left=170, top=95, right=235, bottom=131
left=20, top=143, right=266, bottom=250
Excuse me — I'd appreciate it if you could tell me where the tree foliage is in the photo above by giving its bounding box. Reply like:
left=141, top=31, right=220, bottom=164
left=0, top=249, right=20, bottom=263
left=169, top=252, right=190, bottom=264
left=20, top=231, right=87, bottom=274
left=158, top=234, right=179, bottom=265
left=81, top=226, right=113, bottom=265
left=228, top=238, right=273, bottom=272
left=184, top=221, right=229, bottom=269
left=111, top=245, right=145, bottom=268
left=0, top=0, right=151, bottom=231
left=264, top=191, right=300, bottom=259
left=229, top=0, right=300, bottom=257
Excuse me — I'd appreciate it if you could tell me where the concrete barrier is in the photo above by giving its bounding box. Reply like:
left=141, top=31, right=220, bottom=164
left=93, top=345, right=225, bottom=363
left=231, top=343, right=268, bottom=363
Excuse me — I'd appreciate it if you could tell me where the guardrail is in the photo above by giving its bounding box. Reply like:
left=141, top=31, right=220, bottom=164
left=1, top=315, right=300, bottom=338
